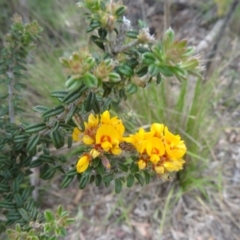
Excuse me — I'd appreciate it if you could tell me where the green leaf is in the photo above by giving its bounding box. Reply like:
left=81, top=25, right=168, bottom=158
left=61, top=175, right=74, bottom=188
left=96, top=162, right=105, bottom=175
left=0, top=93, right=8, bottom=99
left=143, top=170, right=151, bottom=184
left=65, top=76, right=83, bottom=91
left=52, top=121, right=60, bottom=132
left=14, top=83, right=26, bottom=91
left=83, top=72, right=98, bottom=88
left=98, top=28, right=107, bottom=38
left=95, top=174, right=102, bottom=186
left=13, top=134, right=29, bottom=143
left=50, top=90, right=68, bottom=99
left=156, top=73, right=162, bottom=84
left=30, top=159, right=43, bottom=168
left=67, top=136, right=72, bottom=148
left=14, top=193, right=23, bottom=207
left=6, top=211, right=21, bottom=221
left=84, top=91, right=95, bottom=111
left=103, top=173, right=114, bottom=183
left=142, top=52, right=156, bottom=65
left=118, top=163, right=128, bottom=172
left=134, top=173, right=144, bottom=186
left=44, top=210, right=54, bottom=222
left=164, top=27, right=175, bottom=44
left=148, top=64, right=159, bottom=76
left=0, top=183, right=10, bottom=193
left=117, top=65, right=133, bottom=77
left=115, top=5, right=126, bottom=16
left=109, top=72, right=121, bottom=82
left=12, top=179, right=20, bottom=193
left=65, top=105, right=77, bottom=123
left=42, top=105, right=65, bottom=118
left=90, top=35, right=105, bottom=50
left=159, top=66, right=174, bottom=77
left=63, top=84, right=88, bottom=104
left=0, top=201, right=15, bottom=209
left=126, top=30, right=139, bottom=39
left=126, top=83, right=138, bottom=94
left=136, top=66, right=148, bottom=77
left=25, top=122, right=46, bottom=133
left=41, top=167, right=57, bottom=180
left=130, top=162, right=139, bottom=173
left=26, top=134, right=40, bottom=152
left=66, top=168, right=77, bottom=176
left=127, top=174, right=134, bottom=187
left=32, top=105, right=49, bottom=113
left=115, top=179, right=122, bottom=193
left=18, top=208, right=29, bottom=222
left=50, top=130, right=65, bottom=149
left=79, top=175, right=90, bottom=189
left=21, top=187, right=33, bottom=201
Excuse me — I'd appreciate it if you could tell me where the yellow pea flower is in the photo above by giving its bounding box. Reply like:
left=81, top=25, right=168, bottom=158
left=164, top=127, right=187, bottom=160
left=76, top=154, right=91, bottom=173
left=146, top=137, right=165, bottom=164
left=72, top=127, right=82, bottom=142
left=150, top=123, right=164, bottom=138
left=96, top=124, right=122, bottom=155
left=138, top=159, right=147, bottom=170
left=163, top=159, right=185, bottom=172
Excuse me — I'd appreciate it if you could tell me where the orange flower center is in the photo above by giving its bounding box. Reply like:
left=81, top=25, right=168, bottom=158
left=152, top=148, right=159, bottom=155
left=101, top=135, right=111, bottom=143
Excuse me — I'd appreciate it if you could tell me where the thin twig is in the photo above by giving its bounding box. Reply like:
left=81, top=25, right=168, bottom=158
left=7, top=67, right=15, bottom=123
left=113, top=39, right=139, bottom=54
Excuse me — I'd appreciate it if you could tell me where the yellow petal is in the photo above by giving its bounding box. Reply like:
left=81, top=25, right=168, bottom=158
left=150, top=123, right=164, bottom=138
left=83, top=135, right=95, bottom=145
left=101, top=110, right=110, bottom=123
left=72, top=127, right=82, bottom=141
left=111, top=145, right=121, bottom=155
left=165, top=141, right=187, bottom=160
left=96, top=124, right=120, bottom=144
left=138, top=159, right=146, bottom=170
left=163, top=159, right=185, bottom=172
left=90, top=149, right=100, bottom=158
left=76, top=155, right=90, bottom=173
left=150, top=154, right=160, bottom=164
left=101, top=141, right=112, bottom=151
left=154, top=165, right=164, bottom=174
left=146, top=137, right=165, bottom=157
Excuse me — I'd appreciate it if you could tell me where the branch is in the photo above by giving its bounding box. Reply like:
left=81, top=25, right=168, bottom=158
left=7, top=68, right=15, bottom=123
left=113, top=39, right=139, bottom=54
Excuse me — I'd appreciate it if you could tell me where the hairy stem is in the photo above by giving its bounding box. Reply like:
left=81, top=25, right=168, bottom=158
left=7, top=68, right=15, bottom=123
left=113, top=39, right=139, bottom=54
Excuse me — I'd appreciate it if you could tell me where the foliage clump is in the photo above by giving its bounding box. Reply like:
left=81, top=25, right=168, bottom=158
left=0, top=0, right=201, bottom=238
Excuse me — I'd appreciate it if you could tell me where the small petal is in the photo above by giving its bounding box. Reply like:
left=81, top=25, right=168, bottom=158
left=138, top=159, right=146, bottom=170
left=111, top=145, right=122, bottom=155
left=72, top=127, right=82, bottom=141
left=76, top=155, right=90, bottom=173
left=83, top=135, right=95, bottom=145
left=90, top=149, right=100, bottom=158
left=101, top=141, right=112, bottom=152
left=154, top=166, right=164, bottom=174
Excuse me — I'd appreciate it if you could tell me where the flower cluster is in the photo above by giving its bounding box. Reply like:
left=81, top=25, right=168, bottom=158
left=72, top=110, right=125, bottom=173
left=73, top=112, right=186, bottom=175
left=124, top=124, right=186, bottom=174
